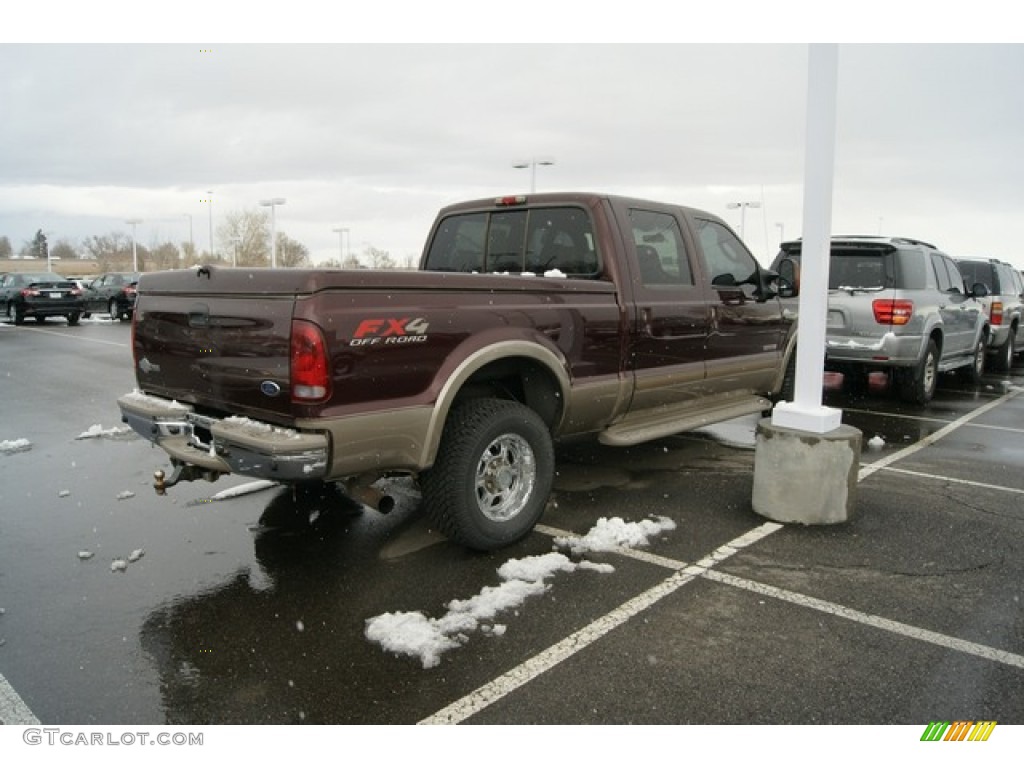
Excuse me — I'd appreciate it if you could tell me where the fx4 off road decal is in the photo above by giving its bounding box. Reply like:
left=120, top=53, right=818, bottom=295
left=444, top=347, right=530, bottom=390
left=350, top=317, right=430, bottom=347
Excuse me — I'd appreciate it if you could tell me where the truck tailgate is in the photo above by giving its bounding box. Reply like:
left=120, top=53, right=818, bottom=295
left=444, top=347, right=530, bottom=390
left=132, top=289, right=297, bottom=421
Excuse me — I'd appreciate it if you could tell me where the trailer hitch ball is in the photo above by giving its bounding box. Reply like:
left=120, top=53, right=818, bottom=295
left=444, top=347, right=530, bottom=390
left=154, top=470, right=168, bottom=495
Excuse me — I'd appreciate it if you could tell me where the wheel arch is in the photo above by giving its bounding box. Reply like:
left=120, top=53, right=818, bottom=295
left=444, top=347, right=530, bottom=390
left=419, top=340, right=570, bottom=470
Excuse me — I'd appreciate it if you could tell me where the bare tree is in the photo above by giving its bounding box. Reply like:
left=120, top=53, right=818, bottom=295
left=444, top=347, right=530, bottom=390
left=275, top=233, right=310, bottom=268
left=50, top=239, right=79, bottom=261
left=0, top=236, right=12, bottom=259
left=217, top=209, right=270, bottom=266
left=82, top=232, right=132, bottom=271
left=365, top=245, right=396, bottom=270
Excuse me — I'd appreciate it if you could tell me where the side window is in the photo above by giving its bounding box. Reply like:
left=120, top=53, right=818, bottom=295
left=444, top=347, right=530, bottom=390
left=628, top=209, right=692, bottom=286
left=697, top=219, right=758, bottom=286
left=524, top=207, right=598, bottom=276
left=930, top=253, right=954, bottom=292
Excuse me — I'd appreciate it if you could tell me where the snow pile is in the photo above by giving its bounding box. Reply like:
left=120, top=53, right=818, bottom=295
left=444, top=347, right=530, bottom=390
left=75, top=424, right=133, bottom=440
left=120, top=389, right=189, bottom=411
left=366, top=551, right=614, bottom=669
left=223, top=416, right=302, bottom=440
left=0, top=438, right=32, bottom=454
left=867, top=435, right=886, bottom=451
left=366, top=516, right=673, bottom=668
left=554, top=515, right=677, bottom=556
left=211, top=480, right=278, bottom=500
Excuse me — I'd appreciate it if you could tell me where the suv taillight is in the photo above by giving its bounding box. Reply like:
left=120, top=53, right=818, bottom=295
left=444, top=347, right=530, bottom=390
left=290, top=320, right=331, bottom=402
left=873, top=299, right=914, bottom=326
left=990, top=300, right=1003, bottom=325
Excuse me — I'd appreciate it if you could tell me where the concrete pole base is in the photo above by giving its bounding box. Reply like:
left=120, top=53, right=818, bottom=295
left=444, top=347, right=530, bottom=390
left=752, top=418, right=861, bottom=525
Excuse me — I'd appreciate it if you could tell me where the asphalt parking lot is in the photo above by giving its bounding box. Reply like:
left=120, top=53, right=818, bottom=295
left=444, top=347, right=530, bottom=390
left=0, top=320, right=1022, bottom=753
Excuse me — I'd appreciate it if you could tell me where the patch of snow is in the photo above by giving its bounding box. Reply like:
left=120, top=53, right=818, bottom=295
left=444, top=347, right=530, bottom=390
left=867, top=435, right=885, bottom=451
left=0, top=438, right=32, bottom=454
left=210, top=480, right=278, bottom=500
left=59, top=489, right=71, bottom=498
left=116, top=490, right=136, bottom=501
left=365, top=515, right=671, bottom=668
left=128, top=549, right=145, bottom=563
left=222, top=416, right=302, bottom=440
left=75, top=424, right=134, bottom=440
left=694, top=414, right=759, bottom=449
left=110, top=559, right=128, bottom=573
left=78, top=551, right=94, bottom=560
left=544, top=268, right=567, bottom=278
left=120, top=389, right=188, bottom=410
left=554, top=515, right=677, bottom=556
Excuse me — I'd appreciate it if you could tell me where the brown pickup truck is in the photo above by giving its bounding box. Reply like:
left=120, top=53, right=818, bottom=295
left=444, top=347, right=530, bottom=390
left=118, top=192, right=797, bottom=550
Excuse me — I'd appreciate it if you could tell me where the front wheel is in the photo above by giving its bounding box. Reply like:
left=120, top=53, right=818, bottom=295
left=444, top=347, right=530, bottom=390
left=420, top=398, right=554, bottom=551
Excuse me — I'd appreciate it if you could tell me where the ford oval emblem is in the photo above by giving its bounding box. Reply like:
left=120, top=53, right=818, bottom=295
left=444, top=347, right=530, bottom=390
left=260, top=381, right=282, bottom=397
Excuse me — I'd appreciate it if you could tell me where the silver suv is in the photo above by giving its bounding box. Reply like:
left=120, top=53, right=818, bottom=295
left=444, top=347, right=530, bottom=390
left=773, top=236, right=990, bottom=405
left=955, top=258, right=1024, bottom=371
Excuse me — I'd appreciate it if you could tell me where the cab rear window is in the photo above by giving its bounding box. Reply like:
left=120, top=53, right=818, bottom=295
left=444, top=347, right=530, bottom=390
left=424, top=207, right=600, bottom=277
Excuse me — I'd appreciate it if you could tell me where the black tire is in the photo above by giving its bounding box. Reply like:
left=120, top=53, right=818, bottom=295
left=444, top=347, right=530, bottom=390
left=420, top=398, right=554, bottom=551
left=777, top=351, right=796, bottom=403
left=9, top=303, right=25, bottom=326
left=67, top=312, right=81, bottom=326
left=962, top=335, right=986, bottom=384
left=992, top=332, right=1014, bottom=373
left=34, top=315, right=46, bottom=324
left=898, top=339, right=939, bottom=405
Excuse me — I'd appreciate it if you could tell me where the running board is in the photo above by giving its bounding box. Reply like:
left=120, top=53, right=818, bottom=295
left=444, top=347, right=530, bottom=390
left=598, top=395, right=772, bottom=447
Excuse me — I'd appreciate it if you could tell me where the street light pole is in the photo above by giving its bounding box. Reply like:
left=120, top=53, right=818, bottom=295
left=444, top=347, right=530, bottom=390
left=126, top=218, right=142, bottom=272
left=512, top=157, right=555, bottom=193
left=332, top=227, right=349, bottom=266
left=230, top=236, right=241, bottom=267
left=726, top=201, right=761, bottom=241
left=205, top=191, right=214, bottom=261
left=259, top=197, right=286, bottom=268
left=183, top=213, right=193, bottom=264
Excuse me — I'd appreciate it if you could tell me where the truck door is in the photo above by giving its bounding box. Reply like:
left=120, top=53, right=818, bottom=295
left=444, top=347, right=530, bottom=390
left=624, top=207, right=711, bottom=412
left=694, top=217, right=788, bottom=394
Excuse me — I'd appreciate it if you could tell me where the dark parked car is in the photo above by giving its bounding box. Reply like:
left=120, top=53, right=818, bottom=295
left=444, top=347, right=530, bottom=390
left=0, top=271, right=85, bottom=325
left=82, top=272, right=139, bottom=321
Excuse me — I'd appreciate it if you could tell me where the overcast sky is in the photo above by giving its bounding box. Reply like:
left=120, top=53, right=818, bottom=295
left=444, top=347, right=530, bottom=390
left=3, top=9, right=1023, bottom=268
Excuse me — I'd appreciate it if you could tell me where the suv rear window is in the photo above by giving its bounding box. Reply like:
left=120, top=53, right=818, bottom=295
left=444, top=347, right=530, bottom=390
left=424, top=206, right=600, bottom=277
left=957, top=260, right=996, bottom=292
left=828, top=252, right=889, bottom=290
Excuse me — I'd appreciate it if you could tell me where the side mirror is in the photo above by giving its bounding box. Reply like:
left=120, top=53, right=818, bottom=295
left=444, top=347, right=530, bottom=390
left=970, top=282, right=989, bottom=299
left=776, top=257, right=800, bottom=297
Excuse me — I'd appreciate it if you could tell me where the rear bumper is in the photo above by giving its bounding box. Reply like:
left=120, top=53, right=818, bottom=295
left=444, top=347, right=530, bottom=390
left=117, top=391, right=329, bottom=481
left=825, top=331, right=922, bottom=367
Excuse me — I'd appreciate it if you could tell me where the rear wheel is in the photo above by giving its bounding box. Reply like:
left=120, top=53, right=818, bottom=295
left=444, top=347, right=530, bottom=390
left=67, top=312, right=81, bottom=326
left=420, top=398, right=554, bottom=551
left=962, top=335, right=986, bottom=384
left=898, top=339, right=939, bottom=405
left=992, top=331, right=1014, bottom=372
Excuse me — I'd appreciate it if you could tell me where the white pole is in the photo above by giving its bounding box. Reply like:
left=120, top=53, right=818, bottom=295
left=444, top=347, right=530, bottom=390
left=771, top=44, right=842, bottom=434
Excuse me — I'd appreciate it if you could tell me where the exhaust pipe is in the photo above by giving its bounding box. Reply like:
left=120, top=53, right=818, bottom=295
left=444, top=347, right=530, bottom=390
left=347, top=475, right=395, bottom=514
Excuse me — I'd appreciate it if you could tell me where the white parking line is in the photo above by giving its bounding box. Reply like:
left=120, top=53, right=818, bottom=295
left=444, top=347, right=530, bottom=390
left=858, top=388, right=1023, bottom=481
left=422, top=387, right=1024, bottom=725
left=419, top=522, right=782, bottom=725
left=0, top=671, right=39, bottom=726
left=20, top=325, right=130, bottom=348
left=879, top=465, right=1024, bottom=495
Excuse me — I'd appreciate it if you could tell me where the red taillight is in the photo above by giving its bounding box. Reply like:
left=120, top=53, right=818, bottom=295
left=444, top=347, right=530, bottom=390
left=20, top=288, right=40, bottom=297
left=124, top=286, right=137, bottom=297
left=990, top=300, right=1003, bottom=325
left=290, top=320, right=331, bottom=402
left=872, top=299, right=914, bottom=326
